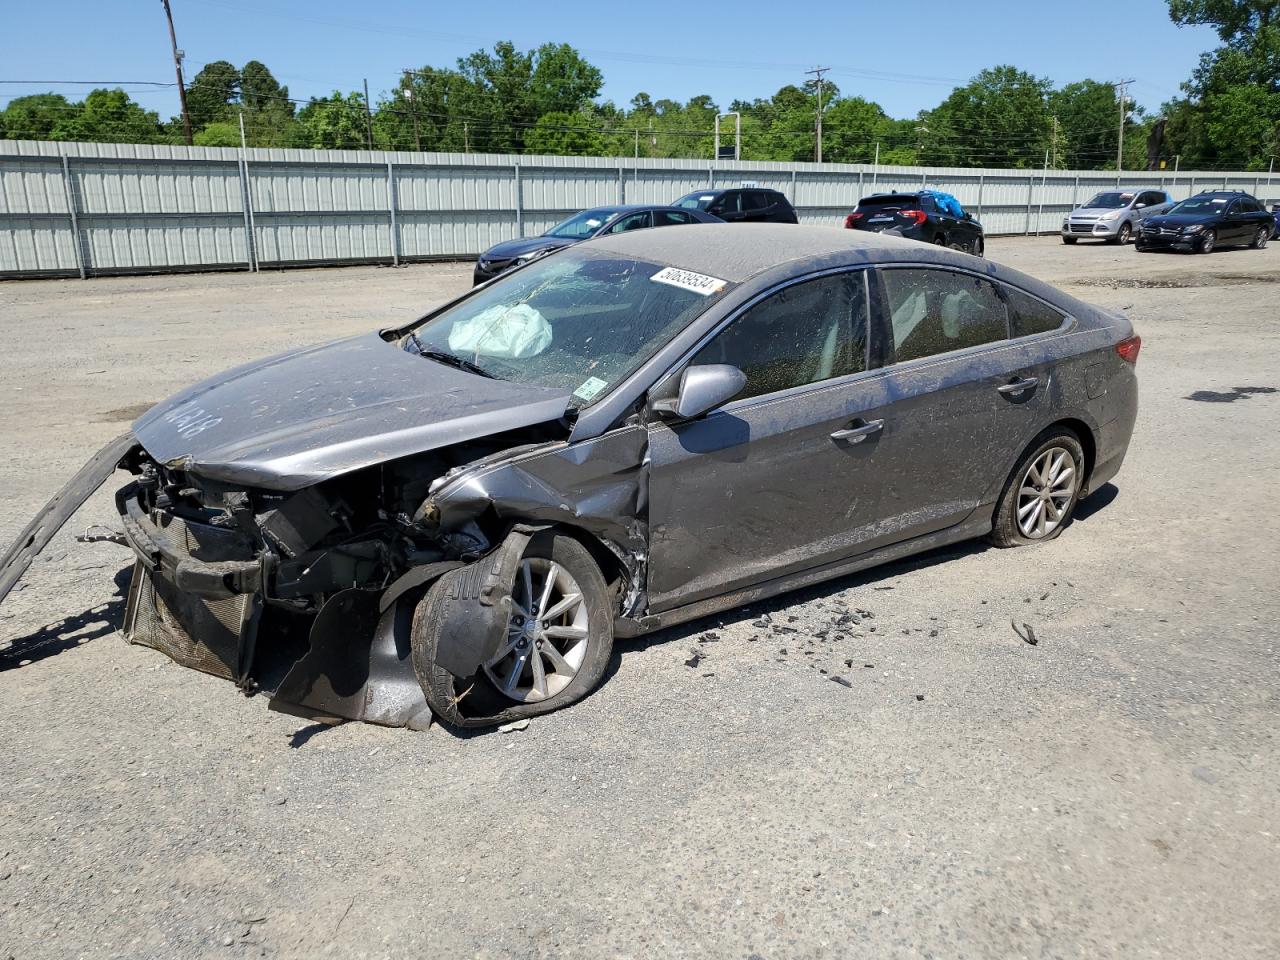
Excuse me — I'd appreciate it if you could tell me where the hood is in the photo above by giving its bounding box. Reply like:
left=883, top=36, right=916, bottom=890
left=132, top=332, right=572, bottom=491
left=480, top=236, right=574, bottom=262
left=1145, top=212, right=1216, bottom=228
left=1070, top=207, right=1128, bottom=218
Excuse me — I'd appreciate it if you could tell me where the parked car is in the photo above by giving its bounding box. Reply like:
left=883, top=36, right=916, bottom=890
left=473, top=204, right=720, bottom=284
left=2, top=225, right=1139, bottom=730
left=1135, top=190, right=1273, bottom=254
left=672, top=187, right=799, bottom=224
left=1061, top=189, right=1174, bottom=244
left=1269, top=201, right=1280, bottom=240
left=843, top=191, right=985, bottom=255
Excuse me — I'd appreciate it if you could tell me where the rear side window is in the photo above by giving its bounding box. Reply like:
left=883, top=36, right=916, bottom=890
left=1004, top=287, right=1066, bottom=338
left=691, top=271, right=868, bottom=401
left=655, top=210, right=693, bottom=226
left=711, top=192, right=740, bottom=215
left=880, top=268, right=1008, bottom=363
left=743, top=191, right=770, bottom=211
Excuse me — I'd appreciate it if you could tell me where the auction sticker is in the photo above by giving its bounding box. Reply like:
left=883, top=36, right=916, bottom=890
left=650, top=266, right=728, bottom=296
left=572, top=376, right=609, bottom=402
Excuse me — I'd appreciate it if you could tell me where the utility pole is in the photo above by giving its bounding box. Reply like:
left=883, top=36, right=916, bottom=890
left=401, top=74, right=421, bottom=151
left=1114, top=78, right=1135, bottom=172
left=805, top=66, right=830, bottom=163
left=362, top=78, right=374, bottom=150
left=160, top=0, right=193, bottom=145
left=1051, top=114, right=1059, bottom=168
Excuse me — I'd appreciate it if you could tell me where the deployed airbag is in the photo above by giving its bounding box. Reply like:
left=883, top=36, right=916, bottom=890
left=448, top=303, right=552, bottom=359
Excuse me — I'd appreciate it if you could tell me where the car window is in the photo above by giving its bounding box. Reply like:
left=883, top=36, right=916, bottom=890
left=673, top=192, right=717, bottom=211
left=1003, top=286, right=1067, bottom=338
left=545, top=208, right=617, bottom=240
left=690, top=271, right=868, bottom=401
left=1239, top=197, right=1261, bottom=213
left=655, top=210, right=693, bottom=226
left=742, top=191, right=770, bottom=211
left=880, top=268, right=1008, bottom=363
left=919, top=195, right=939, bottom=214
left=608, top=211, right=651, bottom=233
left=410, top=250, right=731, bottom=405
left=710, top=192, right=740, bottom=216
left=1138, top=192, right=1161, bottom=206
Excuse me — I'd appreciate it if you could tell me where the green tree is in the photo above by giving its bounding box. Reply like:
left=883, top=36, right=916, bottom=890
left=1049, top=80, right=1120, bottom=169
left=52, top=88, right=165, bottom=143
left=193, top=121, right=242, bottom=147
left=0, top=93, right=77, bottom=140
left=186, top=60, right=240, bottom=129
left=524, top=111, right=605, bottom=155
left=922, top=66, right=1053, bottom=168
left=297, top=92, right=367, bottom=149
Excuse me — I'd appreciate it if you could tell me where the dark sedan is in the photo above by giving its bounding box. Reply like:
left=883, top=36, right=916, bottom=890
left=473, top=204, right=720, bottom=284
left=1136, top=190, right=1273, bottom=254
left=3, top=226, right=1139, bottom=730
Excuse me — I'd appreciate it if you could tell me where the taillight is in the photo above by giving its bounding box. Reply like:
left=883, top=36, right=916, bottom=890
left=899, top=209, right=928, bottom=225
left=844, top=212, right=863, bottom=228
left=1115, top=334, right=1141, bottom=363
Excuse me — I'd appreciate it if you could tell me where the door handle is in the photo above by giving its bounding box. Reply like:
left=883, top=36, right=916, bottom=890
left=997, top=377, right=1039, bottom=395
left=830, top=419, right=884, bottom=443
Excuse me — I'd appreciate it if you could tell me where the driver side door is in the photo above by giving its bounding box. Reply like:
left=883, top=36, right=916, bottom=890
left=646, top=269, right=878, bottom=612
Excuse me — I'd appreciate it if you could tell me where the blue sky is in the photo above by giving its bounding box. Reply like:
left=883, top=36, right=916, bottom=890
left=1, top=0, right=1217, bottom=119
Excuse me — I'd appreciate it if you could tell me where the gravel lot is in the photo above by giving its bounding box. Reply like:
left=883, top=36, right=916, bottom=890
left=1, top=238, right=1278, bottom=960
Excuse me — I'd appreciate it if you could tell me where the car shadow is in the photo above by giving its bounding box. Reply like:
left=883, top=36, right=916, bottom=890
left=0, top=564, right=132, bottom=672
left=603, top=538, right=986, bottom=682
left=1073, top=482, right=1120, bottom=522
left=605, top=484, right=1124, bottom=679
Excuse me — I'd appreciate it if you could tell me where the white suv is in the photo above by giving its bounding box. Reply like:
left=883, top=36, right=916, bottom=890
left=1062, top=189, right=1174, bottom=245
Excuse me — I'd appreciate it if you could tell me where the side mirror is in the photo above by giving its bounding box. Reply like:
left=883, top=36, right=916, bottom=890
left=1135, top=203, right=1147, bottom=209
left=650, top=364, right=747, bottom=421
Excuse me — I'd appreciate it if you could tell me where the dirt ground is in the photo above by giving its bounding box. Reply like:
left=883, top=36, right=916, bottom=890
left=1, top=237, right=1277, bottom=960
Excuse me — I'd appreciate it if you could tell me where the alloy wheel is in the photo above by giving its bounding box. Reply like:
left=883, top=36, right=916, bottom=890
left=1254, top=227, right=1269, bottom=249
left=1118, top=222, right=1132, bottom=244
left=1200, top=230, right=1216, bottom=254
left=483, top=558, right=590, bottom=703
left=1015, top=446, right=1080, bottom=540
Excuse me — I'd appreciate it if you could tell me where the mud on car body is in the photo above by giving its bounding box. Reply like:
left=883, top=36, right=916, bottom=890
left=0, top=225, right=1140, bottom=730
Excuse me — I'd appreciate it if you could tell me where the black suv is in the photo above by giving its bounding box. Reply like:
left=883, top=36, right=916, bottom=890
left=844, top=191, right=985, bottom=256
left=672, top=187, right=798, bottom=224
left=1137, top=190, right=1273, bottom=254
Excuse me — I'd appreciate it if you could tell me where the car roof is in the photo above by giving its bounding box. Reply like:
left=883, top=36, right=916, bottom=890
left=582, top=223, right=1096, bottom=315
left=584, top=223, right=950, bottom=282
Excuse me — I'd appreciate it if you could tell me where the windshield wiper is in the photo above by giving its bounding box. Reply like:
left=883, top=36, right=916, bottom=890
left=415, top=346, right=497, bottom=380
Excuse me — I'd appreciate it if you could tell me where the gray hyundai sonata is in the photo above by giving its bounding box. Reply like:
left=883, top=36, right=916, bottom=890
left=0, top=225, right=1139, bottom=729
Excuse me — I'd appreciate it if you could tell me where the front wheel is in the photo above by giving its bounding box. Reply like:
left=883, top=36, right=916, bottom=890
left=1198, top=229, right=1217, bottom=254
left=1251, top=226, right=1269, bottom=249
left=412, top=531, right=614, bottom=727
left=987, top=430, right=1086, bottom=548
left=1110, top=222, right=1132, bottom=245
left=1062, top=236, right=1078, bottom=245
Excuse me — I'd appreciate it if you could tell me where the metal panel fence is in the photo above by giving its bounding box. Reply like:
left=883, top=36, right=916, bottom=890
left=2, top=139, right=1276, bottom=279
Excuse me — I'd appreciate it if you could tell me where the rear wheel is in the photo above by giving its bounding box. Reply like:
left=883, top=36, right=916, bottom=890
left=1251, top=226, right=1269, bottom=249
left=1198, top=229, right=1216, bottom=254
left=987, top=430, right=1085, bottom=548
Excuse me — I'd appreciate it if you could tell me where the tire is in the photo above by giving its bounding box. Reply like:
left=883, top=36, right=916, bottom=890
left=972, top=237, right=985, bottom=257
left=1198, top=229, right=1216, bottom=254
left=1134, top=240, right=1149, bottom=253
left=987, top=429, right=1086, bottom=548
left=1109, top=222, right=1132, bottom=245
left=412, top=531, right=614, bottom=728
left=1250, top=226, right=1269, bottom=249
left=1062, top=236, right=1077, bottom=245
left=934, top=236, right=947, bottom=246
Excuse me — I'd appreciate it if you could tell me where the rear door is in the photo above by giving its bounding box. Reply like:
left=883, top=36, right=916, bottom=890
left=741, top=190, right=771, bottom=222
left=861, top=266, right=1034, bottom=541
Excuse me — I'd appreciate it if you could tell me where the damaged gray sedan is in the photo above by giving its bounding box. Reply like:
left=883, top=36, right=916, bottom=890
left=0, top=225, right=1139, bottom=729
